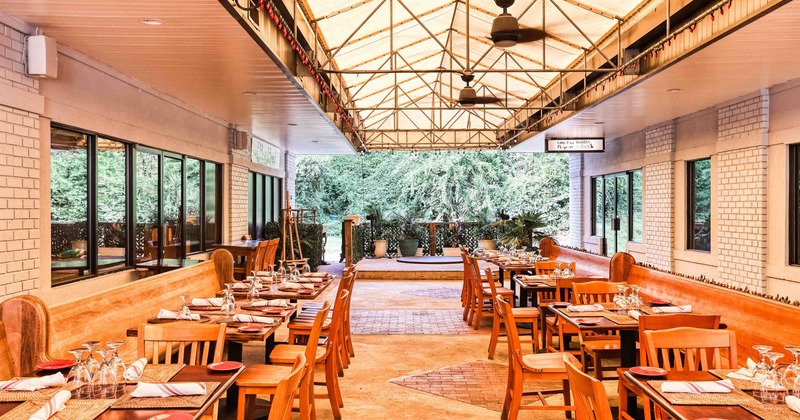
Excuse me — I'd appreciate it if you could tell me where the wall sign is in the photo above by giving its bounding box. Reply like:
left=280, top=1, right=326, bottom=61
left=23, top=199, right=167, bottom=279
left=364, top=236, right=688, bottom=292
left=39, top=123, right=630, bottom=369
left=545, top=137, right=605, bottom=153
left=251, top=137, right=281, bottom=169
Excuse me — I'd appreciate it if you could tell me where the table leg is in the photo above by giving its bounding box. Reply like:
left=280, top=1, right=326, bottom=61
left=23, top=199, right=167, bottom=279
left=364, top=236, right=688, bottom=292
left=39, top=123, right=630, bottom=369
left=264, top=334, right=276, bottom=364
left=539, top=306, right=549, bottom=353
left=620, top=329, right=638, bottom=412
left=499, top=268, right=505, bottom=288
left=519, top=288, right=529, bottom=308
left=226, top=341, right=243, bottom=409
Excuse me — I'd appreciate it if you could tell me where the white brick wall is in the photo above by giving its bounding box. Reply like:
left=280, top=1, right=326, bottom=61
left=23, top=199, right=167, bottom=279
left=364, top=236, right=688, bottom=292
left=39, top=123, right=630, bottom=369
left=229, top=143, right=250, bottom=241
left=0, top=24, right=41, bottom=297
left=568, top=153, right=583, bottom=247
left=645, top=123, right=675, bottom=156
left=718, top=93, right=769, bottom=141
left=643, top=123, right=675, bottom=270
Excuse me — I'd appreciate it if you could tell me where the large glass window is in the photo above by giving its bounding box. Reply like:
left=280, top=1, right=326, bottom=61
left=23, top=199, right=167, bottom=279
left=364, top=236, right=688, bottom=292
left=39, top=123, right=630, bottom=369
left=591, top=169, right=642, bottom=256
left=204, top=163, right=220, bottom=250
left=248, top=172, right=283, bottom=239
left=96, top=138, right=127, bottom=272
left=791, top=146, right=800, bottom=265
left=185, top=158, right=202, bottom=254
left=687, top=158, right=711, bottom=251
left=136, top=149, right=160, bottom=261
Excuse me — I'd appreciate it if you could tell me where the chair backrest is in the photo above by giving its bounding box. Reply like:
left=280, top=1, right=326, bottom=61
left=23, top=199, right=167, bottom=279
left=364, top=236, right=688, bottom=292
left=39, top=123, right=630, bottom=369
left=326, top=289, right=350, bottom=347
left=538, top=237, right=556, bottom=258
left=252, top=240, right=271, bottom=272
left=495, top=295, right=522, bottom=363
left=556, top=277, right=606, bottom=304
left=210, top=248, right=235, bottom=289
left=572, top=281, right=620, bottom=304
left=466, top=255, right=485, bottom=296
left=563, top=354, right=613, bottom=420
left=638, top=314, right=721, bottom=366
left=304, top=301, right=332, bottom=363
left=483, top=267, right=500, bottom=299
left=0, top=295, right=52, bottom=376
left=644, top=327, right=737, bottom=371
left=534, top=261, right=576, bottom=276
left=265, top=238, right=280, bottom=268
left=268, top=354, right=309, bottom=420
left=0, top=322, right=17, bottom=380
left=609, top=252, right=636, bottom=283
left=138, top=322, right=227, bottom=365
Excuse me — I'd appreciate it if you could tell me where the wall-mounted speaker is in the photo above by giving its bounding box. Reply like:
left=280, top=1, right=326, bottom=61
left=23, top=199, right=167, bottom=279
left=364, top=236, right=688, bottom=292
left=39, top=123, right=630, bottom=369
left=25, top=35, right=58, bottom=78
left=233, top=130, right=250, bottom=150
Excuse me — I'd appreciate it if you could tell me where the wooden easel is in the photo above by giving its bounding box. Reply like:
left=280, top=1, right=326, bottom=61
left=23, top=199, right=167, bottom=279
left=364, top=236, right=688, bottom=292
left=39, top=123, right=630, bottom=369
left=281, top=191, right=305, bottom=266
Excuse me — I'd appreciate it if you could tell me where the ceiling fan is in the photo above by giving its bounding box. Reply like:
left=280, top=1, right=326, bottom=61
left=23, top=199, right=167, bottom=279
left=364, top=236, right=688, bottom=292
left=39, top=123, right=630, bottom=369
left=455, top=70, right=502, bottom=107
left=490, top=0, right=546, bottom=48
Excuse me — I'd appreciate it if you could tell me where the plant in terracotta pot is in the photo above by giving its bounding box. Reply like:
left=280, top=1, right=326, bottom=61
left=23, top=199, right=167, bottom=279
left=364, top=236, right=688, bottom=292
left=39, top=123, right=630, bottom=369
left=394, top=210, right=423, bottom=257
left=365, top=204, right=386, bottom=257
left=494, top=211, right=547, bottom=251
left=470, top=207, right=497, bottom=250
left=442, top=222, right=463, bottom=256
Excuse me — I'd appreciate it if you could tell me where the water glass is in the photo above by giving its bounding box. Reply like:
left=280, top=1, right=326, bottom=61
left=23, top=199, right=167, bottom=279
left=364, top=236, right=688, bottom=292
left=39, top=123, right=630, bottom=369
left=247, top=282, right=260, bottom=303
left=81, top=341, right=101, bottom=378
left=784, top=346, right=800, bottom=396
left=93, top=349, right=117, bottom=398
left=66, top=348, right=91, bottom=393
left=302, top=258, right=311, bottom=274
left=178, top=295, right=192, bottom=319
left=106, top=341, right=126, bottom=380
left=761, top=352, right=787, bottom=404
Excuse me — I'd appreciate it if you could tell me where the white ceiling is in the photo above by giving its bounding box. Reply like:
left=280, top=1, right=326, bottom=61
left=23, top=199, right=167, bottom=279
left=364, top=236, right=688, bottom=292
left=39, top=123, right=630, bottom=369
left=0, top=0, right=355, bottom=154
left=512, top=0, right=800, bottom=152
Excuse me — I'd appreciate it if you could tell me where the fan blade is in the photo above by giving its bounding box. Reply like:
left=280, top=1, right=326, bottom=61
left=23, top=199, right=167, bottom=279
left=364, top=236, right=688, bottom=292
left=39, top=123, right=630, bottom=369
left=518, top=28, right=545, bottom=43
left=469, top=97, right=503, bottom=105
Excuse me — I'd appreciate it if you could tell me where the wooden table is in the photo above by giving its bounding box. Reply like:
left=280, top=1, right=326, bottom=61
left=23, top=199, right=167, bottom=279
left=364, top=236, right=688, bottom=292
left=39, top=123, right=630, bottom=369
left=51, top=256, right=125, bottom=276
left=135, top=258, right=203, bottom=274
left=0, top=365, right=242, bottom=419
left=212, top=240, right=262, bottom=275
left=622, top=369, right=763, bottom=420
left=550, top=305, right=640, bottom=367
left=220, top=278, right=336, bottom=301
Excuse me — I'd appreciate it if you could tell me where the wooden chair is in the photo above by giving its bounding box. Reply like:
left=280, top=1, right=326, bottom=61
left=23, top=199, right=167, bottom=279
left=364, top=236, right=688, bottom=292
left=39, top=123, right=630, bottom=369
left=543, top=277, right=602, bottom=354
left=495, top=295, right=576, bottom=420
left=211, top=248, right=236, bottom=289
left=609, top=252, right=636, bottom=283
left=563, top=354, right=613, bottom=420
left=0, top=322, right=17, bottom=380
left=484, top=267, right=540, bottom=358
left=618, top=314, right=720, bottom=420
left=571, top=281, right=622, bottom=380
left=265, top=238, right=280, bottom=270
left=251, top=240, right=271, bottom=273
left=467, top=254, right=513, bottom=330
left=460, top=249, right=472, bottom=315
left=137, top=322, right=226, bottom=365
left=271, top=292, right=347, bottom=419
left=302, top=269, right=358, bottom=361
left=644, top=327, right=737, bottom=371
left=534, top=260, right=576, bottom=276
left=267, top=355, right=309, bottom=420
left=0, top=295, right=54, bottom=376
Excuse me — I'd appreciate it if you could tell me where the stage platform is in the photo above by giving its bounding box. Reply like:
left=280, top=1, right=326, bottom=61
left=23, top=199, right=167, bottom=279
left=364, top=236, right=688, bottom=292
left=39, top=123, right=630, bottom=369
left=355, top=257, right=497, bottom=280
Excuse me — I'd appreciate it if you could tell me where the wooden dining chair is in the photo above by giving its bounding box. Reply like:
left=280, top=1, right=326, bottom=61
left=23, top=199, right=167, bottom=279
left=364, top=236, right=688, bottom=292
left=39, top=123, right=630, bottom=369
left=0, top=322, right=17, bottom=380
left=618, top=314, right=720, bottom=420
left=534, top=261, right=576, bottom=276
left=251, top=240, right=271, bottom=273
left=137, top=322, right=226, bottom=365
left=495, top=295, right=576, bottom=420
left=460, top=249, right=472, bottom=314
left=267, top=354, right=309, bottom=420
left=644, top=327, right=737, bottom=371
left=0, top=295, right=54, bottom=376
left=484, top=267, right=540, bottom=358
left=544, top=277, right=603, bottom=354
left=265, top=238, right=280, bottom=269
left=563, top=354, right=613, bottom=420
left=467, top=254, right=513, bottom=329
left=210, top=248, right=236, bottom=289
left=301, top=270, right=358, bottom=362
left=609, top=252, right=636, bottom=283
left=271, top=292, right=347, bottom=420
left=571, top=281, right=622, bottom=380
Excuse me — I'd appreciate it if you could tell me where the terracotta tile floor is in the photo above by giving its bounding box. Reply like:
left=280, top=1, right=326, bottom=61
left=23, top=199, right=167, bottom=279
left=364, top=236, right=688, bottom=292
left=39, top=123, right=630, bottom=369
left=350, top=310, right=482, bottom=335
left=401, top=287, right=462, bottom=299
left=390, top=361, right=566, bottom=412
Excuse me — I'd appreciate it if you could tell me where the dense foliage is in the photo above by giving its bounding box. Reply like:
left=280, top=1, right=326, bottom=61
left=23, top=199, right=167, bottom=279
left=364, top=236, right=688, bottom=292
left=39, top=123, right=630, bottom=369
left=295, top=151, right=570, bottom=237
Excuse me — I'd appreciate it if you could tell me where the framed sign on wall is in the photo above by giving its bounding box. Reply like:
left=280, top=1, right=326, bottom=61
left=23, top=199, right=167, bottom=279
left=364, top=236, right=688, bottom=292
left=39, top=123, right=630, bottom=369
left=545, top=137, right=605, bottom=153
left=251, top=137, right=281, bottom=168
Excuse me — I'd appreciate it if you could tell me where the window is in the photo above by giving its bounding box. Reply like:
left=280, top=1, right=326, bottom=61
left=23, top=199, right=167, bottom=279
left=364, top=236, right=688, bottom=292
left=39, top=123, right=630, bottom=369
left=591, top=169, right=642, bottom=256
left=248, top=172, right=283, bottom=239
left=50, top=124, right=222, bottom=285
left=687, top=158, right=711, bottom=251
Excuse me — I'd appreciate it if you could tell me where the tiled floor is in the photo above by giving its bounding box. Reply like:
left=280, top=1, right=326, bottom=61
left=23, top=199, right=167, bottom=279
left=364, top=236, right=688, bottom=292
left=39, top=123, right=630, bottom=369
left=350, top=310, right=482, bottom=335
left=401, top=287, right=462, bottom=299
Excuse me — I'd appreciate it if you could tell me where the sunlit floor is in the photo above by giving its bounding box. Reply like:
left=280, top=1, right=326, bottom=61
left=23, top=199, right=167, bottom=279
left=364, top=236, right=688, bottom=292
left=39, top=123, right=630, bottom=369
left=224, top=263, right=623, bottom=419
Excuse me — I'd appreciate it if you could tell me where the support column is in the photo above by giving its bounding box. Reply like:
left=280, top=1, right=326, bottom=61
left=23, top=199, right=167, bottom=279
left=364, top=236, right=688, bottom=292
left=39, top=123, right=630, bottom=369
left=284, top=151, right=296, bottom=207
left=568, top=153, right=583, bottom=248
left=644, top=123, right=676, bottom=271
left=229, top=133, right=250, bottom=241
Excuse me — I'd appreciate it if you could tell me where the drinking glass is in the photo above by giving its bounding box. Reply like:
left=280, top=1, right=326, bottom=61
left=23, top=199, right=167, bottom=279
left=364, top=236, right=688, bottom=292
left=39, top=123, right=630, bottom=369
left=302, top=258, right=311, bottom=274
left=251, top=271, right=263, bottom=289
left=221, top=293, right=236, bottom=321
left=106, top=341, right=126, bottom=380
left=613, top=285, right=630, bottom=311
left=784, top=346, right=800, bottom=396
left=66, top=348, right=91, bottom=392
left=178, top=295, right=192, bottom=319
left=277, top=260, right=287, bottom=278
left=93, top=349, right=117, bottom=398
left=561, top=262, right=573, bottom=277
left=551, top=265, right=562, bottom=279
left=761, top=352, right=787, bottom=404
left=247, top=282, right=260, bottom=303
left=628, top=285, right=643, bottom=310
left=81, top=341, right=101, bottom=378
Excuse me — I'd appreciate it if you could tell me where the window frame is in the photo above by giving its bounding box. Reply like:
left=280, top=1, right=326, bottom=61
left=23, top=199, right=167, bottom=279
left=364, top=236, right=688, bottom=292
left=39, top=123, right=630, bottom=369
left=248, top=172, right=283, bottom=239
left=686, top=158, right=712, bottom=252
left=790, top=145, right=800, bottom=265
left=590, top=169, right=643, bottom=245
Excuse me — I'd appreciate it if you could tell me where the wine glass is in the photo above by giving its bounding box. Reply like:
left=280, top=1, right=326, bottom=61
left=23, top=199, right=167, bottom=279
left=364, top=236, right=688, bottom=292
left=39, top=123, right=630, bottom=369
left=221, top=292, right=236, bottom=321
left=561, top=262, right=573, bottom=277
left=628, top=285, right=643, bottom=310
left=551, top=264, right=562, bottom=279
left=81, top=341, right=101, bottom=378
left=761, top=352, right=787, bottom=404
left=247, top=281, right=260, bottom=304
left=66, top=348, right=91, bottom=393
left=277, top=260, right=287, bottom=278
left=613, top=285, right=630, bottom=311
left=178, top=295, right=192, bottom=319
left=93, top=348, right=117, bottom=398
left=302, top=258, right=311, bottom=274
left=251, top=271, right=263, bottom=289
left=784, top=346, right=800, bottom=396
left=106, top=341, right=126, bottom=380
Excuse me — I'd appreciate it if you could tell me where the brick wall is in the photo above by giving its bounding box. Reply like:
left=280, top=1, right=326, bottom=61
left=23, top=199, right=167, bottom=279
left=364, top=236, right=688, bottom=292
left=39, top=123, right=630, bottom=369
left=228, top=140, right=250, bottom=241
left=0, top=23, right=41, bottom=297
left=568, top=153, right=583, bottom=247
left=717, top=94, right=769, bottom=290
left=643, top=123, right=675, bottom=270
left=285, top=151, right=296, bottom=206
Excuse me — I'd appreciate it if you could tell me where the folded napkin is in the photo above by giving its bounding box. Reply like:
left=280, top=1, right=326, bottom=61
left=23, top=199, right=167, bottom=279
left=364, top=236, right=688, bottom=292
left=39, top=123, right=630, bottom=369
left=652, top=305, right=692, bottom=314
left=250, top=299, right=289, bottom=308
left=30, top=389, right=70, bottom=420
left=157, top=309, right=200, bottom=321
left=233, top=314, right=275, bottom=324
left=0, top=372, right=64, bottom=391
left=232, top=282, right=249, bottom=290
left=566, top=304, right=604, bottom=312
left=255, top=271, right=274, bottom=276
left=726, top=358, right=761, bottom=381
left=130, top=382, right=206, bottom=398
left=627, top=310, right=641, bottom=320
left=787, top=396, right=800, bottom=414
left=661, top=379, right=734, bottom=394
left=190, top=298, right=223, bottom=307
left=282, top=282, right=314, bottom=290
left=302, top=272, right=329, bottom=278
left=123, top=358, right=148, bottom=381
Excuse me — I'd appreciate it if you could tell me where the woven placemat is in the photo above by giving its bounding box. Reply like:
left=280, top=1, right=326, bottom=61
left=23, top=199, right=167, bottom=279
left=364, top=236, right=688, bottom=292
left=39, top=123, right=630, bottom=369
left=0, top=398, right=114, bottom=420
left=124, top=363, right=186, bottom=384
left=111, top=381, right=219, bottom=409
left=0, top=381, right=80, bottom=402
left=741, top=402, right=800, bottom=419
left=564, top=311, right=606, bottom=317
left=648, top=380, right=756, bottom=405
left=709, top=369, right=760, bottom=391
left=602, top=311, right=640, bottom=325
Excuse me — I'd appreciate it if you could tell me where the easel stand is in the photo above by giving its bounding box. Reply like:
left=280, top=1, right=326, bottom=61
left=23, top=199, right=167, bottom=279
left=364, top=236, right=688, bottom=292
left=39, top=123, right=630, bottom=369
left=281, top=191, right=306, bottom=270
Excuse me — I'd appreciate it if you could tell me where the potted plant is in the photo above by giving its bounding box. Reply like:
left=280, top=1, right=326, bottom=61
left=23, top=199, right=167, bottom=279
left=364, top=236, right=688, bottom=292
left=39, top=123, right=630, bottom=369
left=471, top=207, right=497, bottom=250
left=442, top=222, right=463, bottom=256
left=494, top=211, right=547, bottom=251
left=394, top=210, right=423, bottom=257
left=365, top=204, right=387, bottom=258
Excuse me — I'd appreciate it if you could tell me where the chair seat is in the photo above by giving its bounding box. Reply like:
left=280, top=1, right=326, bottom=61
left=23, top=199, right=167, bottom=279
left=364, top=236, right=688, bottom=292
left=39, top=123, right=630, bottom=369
left=236, top=364, right=293, bottom=388
left=288, top=318, right=332, bottom=330
left=483, top=287, right=514, bottom=295
left=520, top=352, right=572, bottom=373
left=510, top=307, right=539, bottom=320
left=270, top=344, right=326, bottom=365
left=582, top=339, right=621, bottom=352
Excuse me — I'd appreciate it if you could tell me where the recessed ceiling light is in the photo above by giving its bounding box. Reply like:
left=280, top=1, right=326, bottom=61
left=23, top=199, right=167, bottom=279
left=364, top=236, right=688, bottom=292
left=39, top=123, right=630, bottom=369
left=288, top=123, right=298, bottom=126
left=594, top=121, right=605, bottom=125
left=667, top=88, right=682, bottom=93
left=141, top=18, right=163, bottom=26
left=311, top=140, right=319, bottom=143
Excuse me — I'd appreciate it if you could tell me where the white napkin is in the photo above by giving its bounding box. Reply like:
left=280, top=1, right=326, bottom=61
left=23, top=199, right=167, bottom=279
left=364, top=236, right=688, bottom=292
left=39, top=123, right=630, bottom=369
left=660, top=379, right=734, bottom=394
left=123, top=358, right=148, bottom=380
left=29, top=389, right=70, bottom=420
left=157, top=309, right=200, bottom=321
left=282, top=282, right=314, bottom=290
left=130, top=382, right=206, bottom=398
left=566, top=304, right=604, bottom=312
left=726, top=358, right=761, bottom=381
left=302, top=272, right=329, bottom=278
left=0, top=372, right=64, bottom=391
left=232, top=282, right=249, bottom=290
left=627, top=310, right=641, bottom=320
left=250, top=299, right=289, bottom=308
left=190, top=298, right=223, bottom=307
left=233, top=314, right=275, bottom=325
left=787, top=396, right=800, bottom=414
left=295, top=277, right=323, bottom=284
left=652, top=305, right=692, bottom=314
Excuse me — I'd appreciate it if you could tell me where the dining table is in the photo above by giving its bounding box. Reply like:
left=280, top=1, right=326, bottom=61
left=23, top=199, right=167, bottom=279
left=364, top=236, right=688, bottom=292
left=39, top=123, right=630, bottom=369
left=621, top=369, right=794, bottom=419
left=219, top=276, right=336, bottom=302
left=0, top=364, right=242, bottom=419
left=212, top=240, right=262, bottom=275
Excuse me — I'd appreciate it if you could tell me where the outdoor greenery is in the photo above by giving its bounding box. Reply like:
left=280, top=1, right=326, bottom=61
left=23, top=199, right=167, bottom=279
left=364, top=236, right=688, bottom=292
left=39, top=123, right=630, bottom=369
left=295, top=151, right=570, bottom=240
left=263, top=221, right=325, bottom=271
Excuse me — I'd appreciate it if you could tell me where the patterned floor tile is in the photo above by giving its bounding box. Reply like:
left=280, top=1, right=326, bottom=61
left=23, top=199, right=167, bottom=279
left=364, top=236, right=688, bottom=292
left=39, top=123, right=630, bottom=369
left=401, top=287, right=462, bottom=299
left=350, top=310, right=482, bottom=335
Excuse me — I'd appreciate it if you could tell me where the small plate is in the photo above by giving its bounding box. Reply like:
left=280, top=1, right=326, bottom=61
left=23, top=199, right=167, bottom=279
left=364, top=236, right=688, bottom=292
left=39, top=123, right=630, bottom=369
left=629, top=366, right=667, bottom=377
left=549, top=302, right=571, bottom=308
left=298, top=289, right=314, bottom=294
left=237, top=325, right=263, bottom=333
left=575, top=318, right=599, bottom=325
left=650, top=299, right=672, bottom=306
left=147, top=413, right=193, bottom=420
left=262, top=308, right=284, bottom=314
left=36, top=360, right=75, bottom=371
left=207, top=361, right=244, bottom=372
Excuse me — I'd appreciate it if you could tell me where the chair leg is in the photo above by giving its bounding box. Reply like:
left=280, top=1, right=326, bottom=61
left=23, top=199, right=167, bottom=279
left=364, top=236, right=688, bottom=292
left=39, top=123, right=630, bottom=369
left=593, top=354, right=603, bottom=381
left=288, top=330, right=296, bottom=345
left=508, top=370, right=523, bottom=420
left=562, top=379, right=573, bottom=419
left=501, top=366, right=513, bottom=420
left=325, top=357, right=343, bottom=419
left=236, top=390, right=247, bottom=420
left=618, top=380, right=630, bottom=420
left=488, top=312, right=501, bottom=359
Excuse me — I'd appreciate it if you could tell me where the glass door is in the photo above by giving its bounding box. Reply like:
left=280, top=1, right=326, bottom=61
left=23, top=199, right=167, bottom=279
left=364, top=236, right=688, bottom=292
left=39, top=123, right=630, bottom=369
left=600, top=174, right=630, bottom=256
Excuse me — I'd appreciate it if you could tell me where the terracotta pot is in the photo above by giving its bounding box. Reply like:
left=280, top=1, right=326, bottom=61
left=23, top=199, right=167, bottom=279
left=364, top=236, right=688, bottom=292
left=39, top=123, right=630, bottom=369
left=442, top=247, right=461, bottom=256
left=373, top=240, right=387, bottom=257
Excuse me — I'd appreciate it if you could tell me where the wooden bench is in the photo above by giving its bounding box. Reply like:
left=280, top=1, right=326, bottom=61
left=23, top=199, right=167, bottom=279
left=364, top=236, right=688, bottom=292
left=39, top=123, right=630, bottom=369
left=542, top=242, right=800, bottom=365
left=47, top=261, right=222, bottom=361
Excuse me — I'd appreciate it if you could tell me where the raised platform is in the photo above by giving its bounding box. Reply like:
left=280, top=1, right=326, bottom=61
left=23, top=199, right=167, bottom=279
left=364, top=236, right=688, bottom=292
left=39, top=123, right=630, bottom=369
left=396, top=256, right=462, bottom=265
left=355, top=257, right=496, bottom=280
